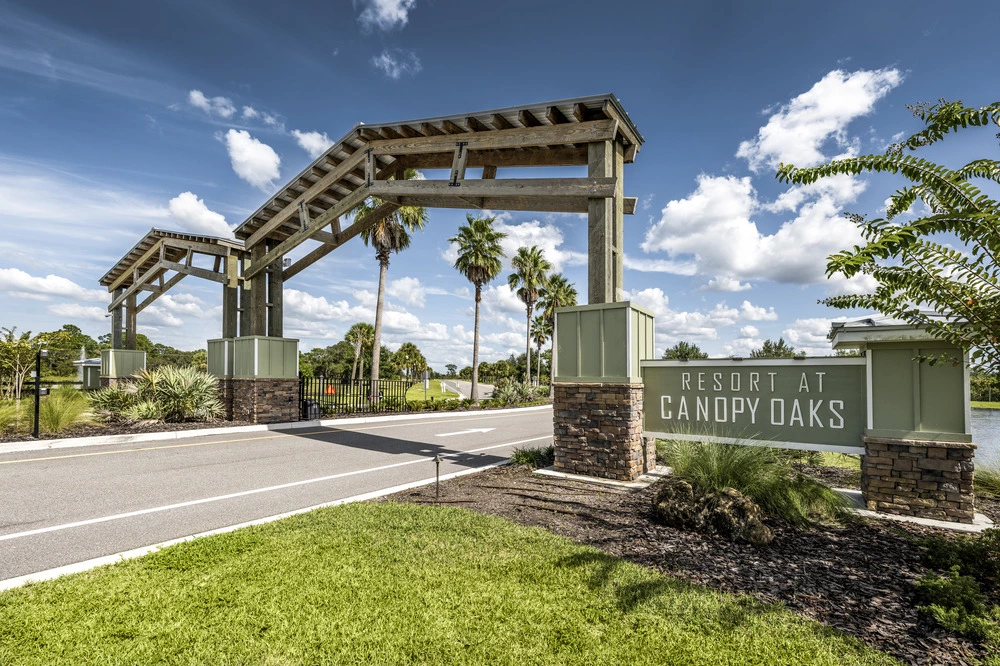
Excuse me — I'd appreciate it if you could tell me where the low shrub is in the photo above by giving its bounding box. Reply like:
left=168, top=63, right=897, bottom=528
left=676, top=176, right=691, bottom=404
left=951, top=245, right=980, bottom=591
left=123, top=400, right=163, bottom=422
left=89, top=366, right=222, bottom=423
left=923, top=528, right=1000, bottom=588
left=89, top=383, right=139, bottom=422
left=490, top=378, right=536, bottom=406
left=659, top=440, right=848, bottom=526
left=510, top=445, right=554, bottom=468
left=38, top=388, right=90, bottom=434
left=915, top=566, right=999, bottom=642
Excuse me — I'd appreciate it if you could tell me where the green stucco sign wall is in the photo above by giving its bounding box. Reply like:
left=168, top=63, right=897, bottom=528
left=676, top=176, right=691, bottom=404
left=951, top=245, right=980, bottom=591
left=641, top=358, right=868, bottom=454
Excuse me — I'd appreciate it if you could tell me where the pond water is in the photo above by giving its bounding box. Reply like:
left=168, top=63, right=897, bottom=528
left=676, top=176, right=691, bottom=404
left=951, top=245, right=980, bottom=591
left=972, top=408, right=1000, bottom=465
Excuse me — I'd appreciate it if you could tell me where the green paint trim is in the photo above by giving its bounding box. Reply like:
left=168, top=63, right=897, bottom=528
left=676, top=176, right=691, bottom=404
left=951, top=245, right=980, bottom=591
left=555, top=301, right=656, bottom=318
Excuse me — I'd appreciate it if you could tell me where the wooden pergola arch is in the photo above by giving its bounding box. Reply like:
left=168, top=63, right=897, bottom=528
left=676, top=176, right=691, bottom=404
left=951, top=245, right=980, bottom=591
left=101, top=94, right=643, bottom=345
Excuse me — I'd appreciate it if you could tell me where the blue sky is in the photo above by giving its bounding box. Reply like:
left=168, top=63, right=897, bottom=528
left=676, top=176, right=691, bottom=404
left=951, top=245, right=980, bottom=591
left=1, top=0, right=998, bottom=369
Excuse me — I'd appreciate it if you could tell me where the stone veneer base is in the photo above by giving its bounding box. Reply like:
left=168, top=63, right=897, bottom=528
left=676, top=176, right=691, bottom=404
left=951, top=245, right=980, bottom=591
left=552, top=382, right=654, bottom=482
left=221, top=377, right=300, bottom=425
left=862, top=436, right=976, bottom=524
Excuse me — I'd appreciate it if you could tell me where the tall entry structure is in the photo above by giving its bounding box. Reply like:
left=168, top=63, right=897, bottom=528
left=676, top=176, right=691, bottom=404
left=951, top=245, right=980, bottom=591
left=100, top=94, right=644, bottom=422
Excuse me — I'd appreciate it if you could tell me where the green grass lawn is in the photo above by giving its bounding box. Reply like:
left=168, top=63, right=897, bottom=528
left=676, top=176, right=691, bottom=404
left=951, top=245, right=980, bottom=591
left=0, top=503, right=896, bottom=665
left=406, top=378, right=461, bottom=402
left=972, top=401, right=1000, bottom=410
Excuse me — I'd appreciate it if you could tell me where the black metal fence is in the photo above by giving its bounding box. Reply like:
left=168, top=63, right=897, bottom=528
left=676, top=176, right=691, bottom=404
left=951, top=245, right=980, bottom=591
left=299, top=376, right=415, bottom=418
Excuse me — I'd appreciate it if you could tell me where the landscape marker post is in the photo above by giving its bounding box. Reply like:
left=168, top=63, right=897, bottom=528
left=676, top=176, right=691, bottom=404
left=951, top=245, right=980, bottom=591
left=434, top=454, right=442, bottom=500
left=32, top=349, right=48, bottom=439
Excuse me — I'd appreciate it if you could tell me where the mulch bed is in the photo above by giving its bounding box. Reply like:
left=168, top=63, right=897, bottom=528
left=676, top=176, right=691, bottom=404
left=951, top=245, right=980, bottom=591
left=386, top=465, right=997, bottom=666
left=0, top=420, right=256, bottom=444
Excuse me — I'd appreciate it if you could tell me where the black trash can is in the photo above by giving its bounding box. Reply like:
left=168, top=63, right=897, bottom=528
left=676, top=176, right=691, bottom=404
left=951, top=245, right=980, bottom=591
left=302, top=399, right=321, bottom=421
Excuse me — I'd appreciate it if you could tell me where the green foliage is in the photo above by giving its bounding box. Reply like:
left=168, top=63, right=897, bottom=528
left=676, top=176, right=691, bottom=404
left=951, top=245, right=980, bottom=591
left=89, top=366, right=222, bottom=423
left=977, top=465, right=1000, bottom=496
left=0, top=400, right=23, bottom=432
left=509, top=445, right=555, bottom=468
left=663, top=341, right=709, bottom=360
left=38, top=388, right=90, bottom=434
left=489, top=378, right=537, bottom=406
left=659, top=440, right=848, bottom=525
left=509, top=245, right=552, bottom=385
left=777, top=99, right=1000, bottom=371
left=750, top=338, right=800, bottom=359
left=972, top=370, right=1000, bottom=402
left=915, top=567, right=999, bottom=642
left=922, top=528, right=1000, bottom=588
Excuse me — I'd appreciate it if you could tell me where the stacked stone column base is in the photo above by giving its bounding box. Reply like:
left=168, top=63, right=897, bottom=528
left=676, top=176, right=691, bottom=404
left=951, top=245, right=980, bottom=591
left=862, top=436, right=976, bottom=524
left=223, top=378, right=300, bottom=424
left=552, top=382, right=654, bottom=481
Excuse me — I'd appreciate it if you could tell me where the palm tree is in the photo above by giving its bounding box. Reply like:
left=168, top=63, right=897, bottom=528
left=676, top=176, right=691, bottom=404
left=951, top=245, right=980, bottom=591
left=531, top=315, right=551, bottom=387
left=449, top=214, right=506, bottom=402
left=345, top=322, right=374, bottom=381
left=508, top=246, right=551, bottom=386
left=537, top=273, right=578, bottom=397
left=354, top=168, right=428, bottom=399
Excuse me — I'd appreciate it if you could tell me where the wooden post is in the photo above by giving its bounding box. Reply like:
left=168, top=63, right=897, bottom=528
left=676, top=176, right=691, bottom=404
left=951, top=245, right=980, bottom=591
left=125, top=293, right=137, bottom=350
left=267, top=241, right=284, bottom=338
left=250, top=243, right=267, bottom=336
left=588, top=141, right=614, bottom=304
left=613, top=140, right=625, bottom=301
left=238, top=253, right=251, bottom=337
left=111, top=287, right=124, bottom=350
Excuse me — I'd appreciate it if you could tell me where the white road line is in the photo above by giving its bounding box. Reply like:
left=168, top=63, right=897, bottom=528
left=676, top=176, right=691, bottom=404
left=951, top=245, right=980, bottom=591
left=0, top=435, right=551, bottom=543
left=0, top=459, right=512, bottom=593
left=435, top=428, right=495, bottom=437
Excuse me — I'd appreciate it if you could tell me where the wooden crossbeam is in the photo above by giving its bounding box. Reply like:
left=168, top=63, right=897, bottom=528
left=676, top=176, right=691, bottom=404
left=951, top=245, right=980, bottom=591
left=369, top=177, right=616, bottom=200
left=368, top=119, right=617, bottom=157
left=491, top=113, right=514, bottom=130
left=243, top=186, right=370, bottom=280
left=160, top=260, right=228, bottom=284
left=283, top=202, right=398, bottom=281
left=465, top=116, right=490, bottom=132
left=395, top=146, right=588, bottom=170
left=137, top=272, right=186, bottom=313
left=109, top=261, right=165, bottom=311
left=244, top=150, right=366, bottom=248
left=108, top=239, right=162, bottom=292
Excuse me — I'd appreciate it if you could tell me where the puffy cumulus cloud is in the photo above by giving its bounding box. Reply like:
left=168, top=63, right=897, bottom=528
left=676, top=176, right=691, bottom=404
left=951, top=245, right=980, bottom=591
left=284, top=288, right=370, bottom=323
left=702, top=276, right=752, bottom=292
left=371, top=49, right=422, bottom=79
left=623, top=254, right=697, bottom=275
left=736, top=68, right=903, bottom=172
left=388, top=276, right=426, bottom=307
left=357, top=0, right=416, bottom=31
left=783, top=318, right=835, bottom=355
left=291, top=130, right=332, bottom=158
left=723, top=335, right=764, bottom=357
left=241, top=106, right=259, bottom=120
left=739, top=300, right=778, bottom=321
left=481, top=284, right=525, bottom=316
left=156, top=293, right=213, bottom=318
left=626, top=287, right=739, bottom=343
left=47, top=303, right=106, bottom=321
left=167, top=192, right=232, bottom=238
left=496, top=219, right=586, bottom=273
left=739, top=325, right=759, bottom=338
left=188, top=90, right=235, bottom=119
left=224, top=130, right=281, bottom=191
left=142, top=305, right=183, bottom=327
left=641, top=174, right=867, bottom=285
left=0, top=268, right=106, bottom=302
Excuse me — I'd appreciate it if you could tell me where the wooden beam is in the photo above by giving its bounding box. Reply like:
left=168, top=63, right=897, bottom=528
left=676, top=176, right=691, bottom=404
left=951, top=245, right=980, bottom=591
left=244, top=150, right=365, bottom=248
left=283, top=202, right=398, bottom=281
left=465, top=116, right=490, bottom=132
left=109, top=261, right=166, bottom=311
left=108, top=239, right=162, bottom=292
left=160, top=260, right=228, bottom=284
left=420, top=122, right=445, bottom=136
left=449, top=143, right=470, bottom=185
left=547, top=106, right=569, bottom=125
left=372, top=195, right=606, bottom=214
left=395, top=146, right=588, bottom=170
left=369, top=177, right=616, bottom=200
left=137, top=272, right=185, bottom=314
left=441, top=119, right=468, bottom=135
left=249, top=244, right=267, bottom=336
left=125, top=293, right=137, bottom=350
left=518, top=109, right=541, bottom=127
left=588, top=140, right=613, bottom=304
left=111, top=287, right=123, bottom=350
left=491, top=113, right=514, bottom=130
left=624, top=197, right=637, bottom=215
left=267, top=242, right=283, bottom=337
left=398, top=124, right=422, bottom=138
left=482, top=165, right=497, bottom=180
left=367, top=119, right=617, bottom=157
left=243, top=185, right=370, bottom=280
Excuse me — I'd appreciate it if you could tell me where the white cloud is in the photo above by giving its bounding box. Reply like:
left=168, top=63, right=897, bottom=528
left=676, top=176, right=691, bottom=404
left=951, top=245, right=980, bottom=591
left=702, top=276, right=752, bottom=292
left=188, top=90, right=236, bottom=119
left=739, top=300, right=778, bottom=321
left=388, top=277, right=426, bottom=307
left=371, top=49, right=422, bottom=79
left=168, top=192, right=232, bottom=238
left=284, top=288, right=370, bottom=323
left=241, top=106, right=259, bottom=120
left=481, top=284, right=525, bottom=316
left=736, top=68, right=903, bottom=172
left=783, top=318, right=835, bottom=355
left=143, top=305, right=183, bottom=327
left=641, top=174, right=868, bottom=285
left=739, top=325, right=759, bottom=338
left=224, top=129, right=281, bottom=191
left=46, top=303, right=106, bottom=321
left=291, top=130, right=333, bottom=159
left=623, top=254, right=697, bottom=275
left=357, top=0, right=416, bottom=31
left=723, top=336, right=764, bottom=357
left=496, top=219, right=586, bottom=273
left=0, top=268, right=107, bottom=302
left=627, top=287, right=740, bottom=345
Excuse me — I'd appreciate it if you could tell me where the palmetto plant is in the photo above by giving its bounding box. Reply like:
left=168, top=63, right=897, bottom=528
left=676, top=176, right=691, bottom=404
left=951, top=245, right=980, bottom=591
left=537, top=272, right=578, bottom=396
left=354, top=168, right=428, bottom=397
left=450, top=214, right=506, bottom=402
left=508, top=246, right=551, bottom=386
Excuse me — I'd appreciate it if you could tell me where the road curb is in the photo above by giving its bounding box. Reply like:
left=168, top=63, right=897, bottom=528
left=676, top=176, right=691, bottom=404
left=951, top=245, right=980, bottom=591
left=0, top=404, right=552, bottom=455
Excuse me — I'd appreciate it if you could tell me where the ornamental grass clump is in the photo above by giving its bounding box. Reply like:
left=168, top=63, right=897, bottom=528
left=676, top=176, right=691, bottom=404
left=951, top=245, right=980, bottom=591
left=0, top=400, right=21, bottom=432
left=660, top=440, right=849, bottom=526
left=510, top=445, right=554, bottom=468
left=977, top=464, right=1000, bottom=497
left=38, top=387, right=91, bottom=434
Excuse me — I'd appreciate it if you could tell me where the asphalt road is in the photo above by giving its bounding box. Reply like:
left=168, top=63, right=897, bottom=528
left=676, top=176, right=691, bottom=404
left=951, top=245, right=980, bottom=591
left=440, top=379, right=494, bottom=399
left=0, top=407, right=553, bottom=583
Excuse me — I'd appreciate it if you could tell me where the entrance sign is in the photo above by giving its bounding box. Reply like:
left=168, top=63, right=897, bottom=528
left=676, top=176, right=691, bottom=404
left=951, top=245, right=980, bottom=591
left=641, top=357, right=867, bottom=454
